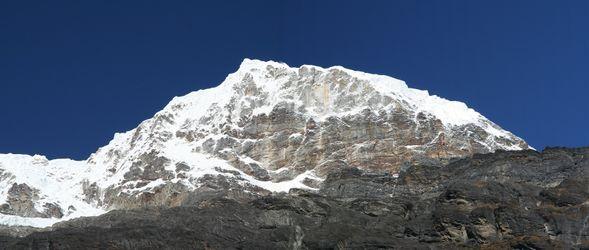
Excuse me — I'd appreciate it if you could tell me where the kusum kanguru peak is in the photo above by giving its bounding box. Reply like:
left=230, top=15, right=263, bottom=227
left=0, top=59, right=529, bottom=228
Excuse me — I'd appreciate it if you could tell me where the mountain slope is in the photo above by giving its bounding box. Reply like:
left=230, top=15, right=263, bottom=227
left=4, top=147, right=587, bottom=249
left=0, top=59, right=529, bottom=227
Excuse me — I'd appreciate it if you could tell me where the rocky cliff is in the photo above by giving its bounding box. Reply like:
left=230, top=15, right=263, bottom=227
left=2, top=147, right=587, bottom=249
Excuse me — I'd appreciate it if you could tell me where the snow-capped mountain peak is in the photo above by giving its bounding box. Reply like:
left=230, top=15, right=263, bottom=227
left=0, top=59, right=529, bottom=227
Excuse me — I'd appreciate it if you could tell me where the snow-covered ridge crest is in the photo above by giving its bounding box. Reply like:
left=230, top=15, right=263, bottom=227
left=158, top=58, right=515, bottom=137
left=216, top=59, right=493, bottom=124
left=159, top=58, right=498, bottom=128
left=0, top=58, right=529, bottom=228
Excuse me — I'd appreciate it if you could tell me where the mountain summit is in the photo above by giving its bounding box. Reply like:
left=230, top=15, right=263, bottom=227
left=0, top=59, right=529, bottom=227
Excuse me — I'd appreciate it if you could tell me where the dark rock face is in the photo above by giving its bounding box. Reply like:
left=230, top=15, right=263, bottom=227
left=123, top=151, right=174, bottom=182
left=42, top=203, right=63, bottom=219
left=2, top=147, right=588, bottom=249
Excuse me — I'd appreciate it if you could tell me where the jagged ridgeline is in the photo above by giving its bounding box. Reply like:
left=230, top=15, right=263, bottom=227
left=0, top=59, right=528, bottom=228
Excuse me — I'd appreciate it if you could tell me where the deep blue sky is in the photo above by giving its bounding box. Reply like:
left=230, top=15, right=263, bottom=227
left=1, top=1, right=587, bottom=159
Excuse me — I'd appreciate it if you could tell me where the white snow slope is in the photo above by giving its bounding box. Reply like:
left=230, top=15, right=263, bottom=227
left=0, top=59, right=529, bottom=227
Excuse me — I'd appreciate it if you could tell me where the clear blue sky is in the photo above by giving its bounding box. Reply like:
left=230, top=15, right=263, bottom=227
left=1, top=1, right=587, bottom=159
